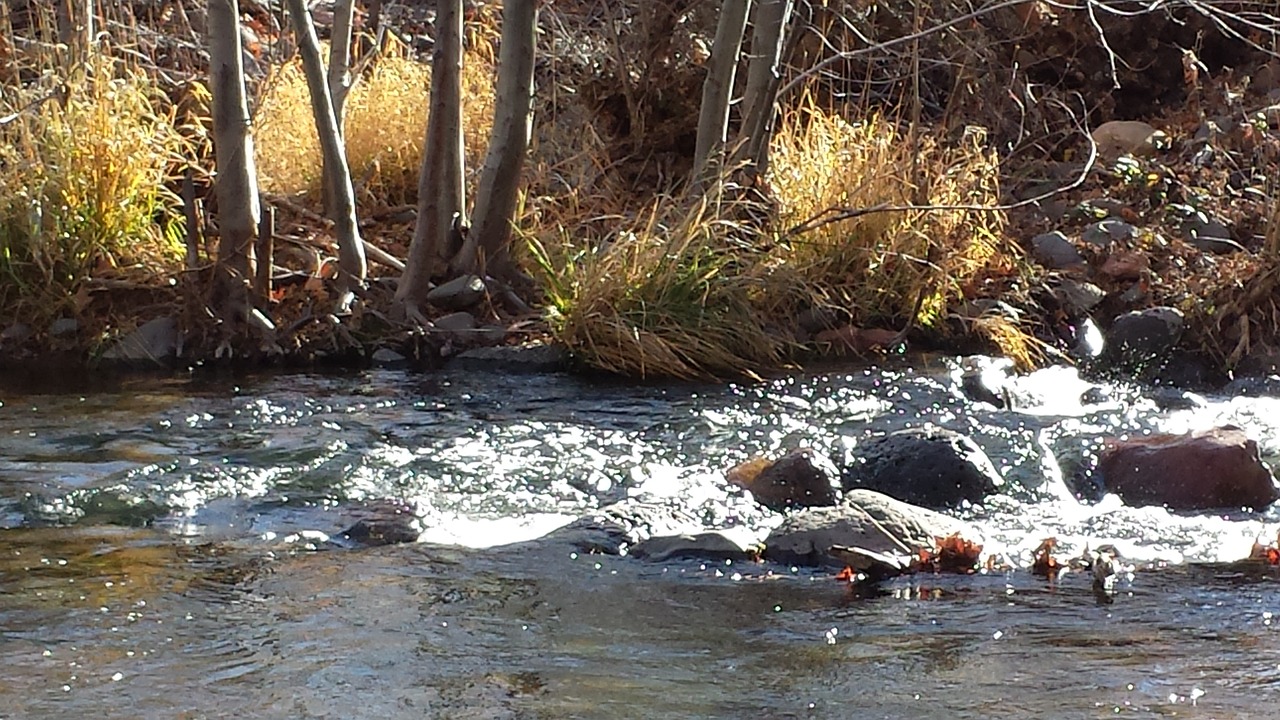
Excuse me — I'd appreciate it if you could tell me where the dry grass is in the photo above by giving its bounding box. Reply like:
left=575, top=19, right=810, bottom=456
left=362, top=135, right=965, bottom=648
left=254, top=36, right=496, bottom=208
left=0, top=55, right=188, bottom=325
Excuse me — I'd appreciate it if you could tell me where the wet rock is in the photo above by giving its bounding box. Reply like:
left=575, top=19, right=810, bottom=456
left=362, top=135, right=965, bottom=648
left=841, top=427, right=1003, bottom=508
left=726, top=448, right=840, bottom=512
left=1067, top=316, right=1106, bottom=360
left=1184, top=217, right=1243, bottom=254
left=339, top=501, right=424, bottom=546
left=450, top=342, right=569, bottom=373
left=1030, top=231, right=1085, bottom=269
left=1082, top=219, right=1138, bottom=247
left=49, top=317, right=79, bottom=338
left=1091, top=120, right=1163, bottom=158
left=630, top=532, right=753, bottom=562
left=539, top=500, right=705, bottom=555
left=100, top=316, right=180, bottom=366
left=1053, top=280, right=1105, bottom=314
left=371, top=347, right=409, bottom=368
left=1222, top=374, right=1280, bottom=398
left=1151, top=350, right=1221, bottom=390
left=1097, top=426, right=1279, bottom=510
left=1099, top=250, right=1149, bottom=280
left=433, top=311, right=477, bottom=336
left=427, top=274, right=486, bottom=310
left=763, top=489, right=975, bottom=568
left=1103, top=306, right=1183, bottom=369
left=955, top=355, right=1012, bottom=408
left=1234, top=346, right=1280, bottom=379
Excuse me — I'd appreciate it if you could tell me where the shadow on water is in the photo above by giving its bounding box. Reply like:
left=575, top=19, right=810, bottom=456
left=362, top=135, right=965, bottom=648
left=3, top=362, right=1280, bottom=717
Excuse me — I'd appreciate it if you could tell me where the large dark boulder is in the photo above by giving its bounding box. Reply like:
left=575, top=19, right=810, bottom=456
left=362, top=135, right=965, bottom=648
left=726, top=448, right=840, bottom=512
left=841, top=427, right=1003, bottom=508
left=1102, top=306, right=1184, bottom=370
left=1097, top=426, right=1279, bottom=510
left=764, top=489, right=975, bottom=568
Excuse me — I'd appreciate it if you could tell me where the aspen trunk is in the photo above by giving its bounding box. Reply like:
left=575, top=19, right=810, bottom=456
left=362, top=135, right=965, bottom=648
left=285, top=0, right=367, bottom=294
left=208, top=0, right=259, bottom=284
left=735, top=0, right=792, bottom=177
left=453, top=0, right=537, bottom=278
left=691, top=0, right=752, bottom=188
left=397, top=0, right=466, bottom=319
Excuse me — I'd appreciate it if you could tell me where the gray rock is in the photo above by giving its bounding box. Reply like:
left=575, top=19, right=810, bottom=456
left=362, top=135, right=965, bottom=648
left=841, top=427, right=1003, bottom=508
left=537, top=499, right=705, bottom=555
left=433, top=311, right=477, bottom=335
left=630, top=532, right=753, bottom=562
left=49, top=317, right=78, bottom=338
left=1184, top=218, right=1243, bottom=254
left=427, top=274, right=486, bottom=310
left=371, top=347, right=408, bottom=368
left=1053, top=280, right=1105, bottom=314
left=763, top=489, right=975, bottom=568
left=1030, top=231, right=1085, bottom=269
left=452, top=342, right=569, bottom=373
left=726, top=448, right=841, bottom=512
left=338, top=500, right=423, bottom=547
left=1, top=323, right=32, bottom=344
left=1103, top=306, right=1184, bottom=368
left=1068, top=316, right=1106, bottom=360
left=1082, top=219, right=1138, bottom=247
left=101, top=316, right=180, bottom=365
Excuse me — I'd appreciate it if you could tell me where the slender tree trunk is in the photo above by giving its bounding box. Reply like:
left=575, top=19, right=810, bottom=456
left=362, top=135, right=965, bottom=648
left=286, top=0, right=367, bottom=298
left=208, top=0, right=259, bottom=285
left=691, top=0, right=752, bottom=188
left=452, top=0, right=537, bottom=278
left=735, top=0, right=792, bottom=178
left=396, top=0, right=466, bottom=320
left=320, top=0, right=356, bottom=215
left=56, top=0, right=94, bottom=59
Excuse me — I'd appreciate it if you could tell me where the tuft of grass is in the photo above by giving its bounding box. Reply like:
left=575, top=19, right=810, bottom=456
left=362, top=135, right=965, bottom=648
left=530, top=197, right=783, bottom=379
left=0, top=56, right=188, bottom=325
left=254, top=36, right=495, bottom=208
left=760, top=105, right=1010, bottom=335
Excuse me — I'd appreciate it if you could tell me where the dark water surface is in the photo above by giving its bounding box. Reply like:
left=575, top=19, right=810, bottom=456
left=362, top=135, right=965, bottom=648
left=3, top=361, right=1280, bottom=718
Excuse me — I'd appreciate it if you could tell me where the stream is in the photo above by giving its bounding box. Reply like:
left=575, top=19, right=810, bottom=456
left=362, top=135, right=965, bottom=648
left=3, top=358, right=1280, bottom=719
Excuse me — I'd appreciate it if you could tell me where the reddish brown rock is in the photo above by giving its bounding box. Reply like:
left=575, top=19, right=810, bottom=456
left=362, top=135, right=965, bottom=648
left=726, top=449, right=840, bottom=512
left=1098, top=426, right=1279, bottom=510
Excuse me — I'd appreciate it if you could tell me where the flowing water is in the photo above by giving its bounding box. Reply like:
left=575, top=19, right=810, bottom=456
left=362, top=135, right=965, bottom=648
left=3, top=359, right=1280, bottom=719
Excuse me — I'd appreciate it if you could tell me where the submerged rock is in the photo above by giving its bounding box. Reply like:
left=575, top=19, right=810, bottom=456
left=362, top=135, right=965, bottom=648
left=537, top=499, right=706, bottom=555
left=1098, top=426, right=1279, bottom=510
left=339, top=500, right=424, bottom=546
left=630, top=532, right=754, bottom=562
left=450, top=342, right=569, bottom=373
left=763, top=489, right=975, bottom=568
left=726, top=448, right=840, bottom=512
left=841, top=427, right=1003, bottom=508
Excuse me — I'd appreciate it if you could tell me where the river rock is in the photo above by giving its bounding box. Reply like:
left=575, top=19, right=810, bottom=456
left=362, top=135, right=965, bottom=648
left=1, top=322, right=32, bottom=344
left=630, top=532, right=753, bottom=562
left=1030, top=231, right=1085, bottom=269
left=763, top=489, right=976, bottom=568
left=339, top=500, right=424, bottom=546
left=427, top=274, right=486, bottom=310
left=371, top=347, right=409, bottom=368
left=49, top=317, right=79, bottom=338
left=841, top=427, right=1003, bottom=508
left=1053, top=279, right=1105, bottom=314
left=1184, top=217, right=1242, bottom=254
left=726, top=449, right=840, bottom=512
left=538, top=499, right=705, bottom=555
left=451, top=342, right=569, bottom=373
left=433, top=311, right=477, bottom=335
left=1103, top=306, right=1183, bottom=369
left=101, top=316, right=180, bottom=366
left=1097, top=426, right=1279, bottom=510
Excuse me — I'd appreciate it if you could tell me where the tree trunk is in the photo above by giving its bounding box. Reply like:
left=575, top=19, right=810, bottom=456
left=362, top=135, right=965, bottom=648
left=452, top=0, right=537, bottom=278
left=286, top=0, right=367, bottom=299
left=56, top=0, right=94, bottom=59
left=320, top=0, right=356, bottom=215
left=396, top=0, right=466, bottom=320
left=208, top=0, right=259, bottom=284
left=691, top=0, right=752, bottom=188
left=734, top=0, right=792, bottom=178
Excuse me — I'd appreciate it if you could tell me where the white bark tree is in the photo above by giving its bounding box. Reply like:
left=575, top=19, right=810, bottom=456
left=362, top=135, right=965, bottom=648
left=397, top=0, right=466, bottom=322
left=734, top=0, right=793, bottom=178
left=285, top=0, right=368, bottom=305
left=452, top=0, right=538, bottom=279
left=208, top=0, right=260, bottom=287
left=691, top=0, right=752, bottom=187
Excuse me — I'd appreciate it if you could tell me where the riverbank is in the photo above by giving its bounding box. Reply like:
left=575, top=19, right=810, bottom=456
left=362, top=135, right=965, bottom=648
left=4, top=0, right=1280, bottom=383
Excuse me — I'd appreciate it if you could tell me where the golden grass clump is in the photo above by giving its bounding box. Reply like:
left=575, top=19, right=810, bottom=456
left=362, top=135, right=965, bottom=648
left=763, top=106, right=1009, bottom=333
left=530, top=197, right=783, bottom=379
left=0, top=57, right=187, bottom=322
left=254, top=37, right=495, bottom=208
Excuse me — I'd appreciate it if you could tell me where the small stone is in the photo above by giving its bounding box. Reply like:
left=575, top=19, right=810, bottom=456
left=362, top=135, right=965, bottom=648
left=432, top=311, right=477, bottom=335
left=1053, top=280, right=1105, bottom=314
left=1184, top=218, right=1241, bottom=254
left=630, top=532, right=752, bottom=562
left=1091, top=120, right=1163, bottom=158
left=49, top=318, right=79, bottom=338
left=1099, top=250, right=1149, bottom=280
left=1030, top=231, right=1085, bottom=269
left=427, top=274, right=487, bottom=310
left=1, top=323, right=32, bottom=343
left=727, top=449, right=840, bottom=512
left=371, top=347, right=408, bottom=367
left=101, top=317, right=180, bottom=366
left=1082, top=219, right=1138, bottom=247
